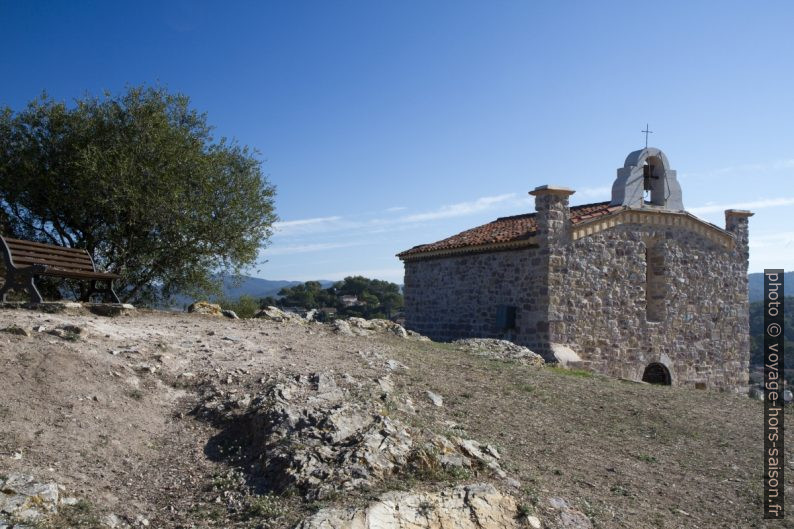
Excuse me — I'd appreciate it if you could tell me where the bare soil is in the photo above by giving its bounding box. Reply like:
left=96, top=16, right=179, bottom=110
left=0, top=306, right=791, bottom=529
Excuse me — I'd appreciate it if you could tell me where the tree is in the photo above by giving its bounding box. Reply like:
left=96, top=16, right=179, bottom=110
left=271, top=276, right=403, bottom=319
left=0, top=86, right=276, bottom=304
left=335, top=276, right=403, bottom=318
left=276, top=281, right=333, bottom=309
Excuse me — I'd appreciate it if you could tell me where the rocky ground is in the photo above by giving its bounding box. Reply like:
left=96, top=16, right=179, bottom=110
left=0, top=304, right=791, bottom=528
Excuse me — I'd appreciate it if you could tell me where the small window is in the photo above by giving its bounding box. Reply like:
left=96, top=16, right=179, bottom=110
left=496, top=305, right=516, bottom=330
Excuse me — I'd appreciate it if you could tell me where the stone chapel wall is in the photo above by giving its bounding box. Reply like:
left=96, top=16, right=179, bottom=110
left=548, top=223, right=750, bottom=391
left=403, top=248, right=547, bottom=348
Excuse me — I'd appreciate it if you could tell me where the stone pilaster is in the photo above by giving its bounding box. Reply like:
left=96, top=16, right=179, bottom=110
left=529, top=185, right=575, bottom=359
left=725, top=209, right=753, bottom=391
left=530, top=185, right=575, bottom=248
left=725, top=209, right=753, bottom=263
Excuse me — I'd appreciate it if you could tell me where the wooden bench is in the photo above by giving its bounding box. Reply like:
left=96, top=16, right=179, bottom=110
left=0, top=235, right=121, bottom=304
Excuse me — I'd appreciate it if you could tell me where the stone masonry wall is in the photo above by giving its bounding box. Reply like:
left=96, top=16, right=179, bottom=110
left=402, top=207, right=751, bottom=392
left=549, top=223, right=750, bottom=392
left=403, top=248, right=548, bottom=350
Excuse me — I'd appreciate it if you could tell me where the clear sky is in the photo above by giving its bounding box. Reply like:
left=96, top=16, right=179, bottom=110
left=2, top=0, right=792, bottom=283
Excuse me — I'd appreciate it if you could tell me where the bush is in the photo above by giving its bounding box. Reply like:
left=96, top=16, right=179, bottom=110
left=217, top=294, right=260, bottom=319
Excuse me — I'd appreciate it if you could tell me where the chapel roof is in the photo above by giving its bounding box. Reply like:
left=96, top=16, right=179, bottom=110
left=397, top=201, right=621, bottom=259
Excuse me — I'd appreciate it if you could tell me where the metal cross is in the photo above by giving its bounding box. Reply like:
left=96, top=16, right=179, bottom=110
left=642, top=124, right=653, bottom=148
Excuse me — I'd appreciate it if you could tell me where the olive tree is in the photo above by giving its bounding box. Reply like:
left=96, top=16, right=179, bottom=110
left=0, top=86, right=276, bottom=303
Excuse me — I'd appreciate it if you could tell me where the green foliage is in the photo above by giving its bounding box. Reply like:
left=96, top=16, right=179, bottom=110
left=749, top=296, right=794, bottom=385
left=43, top=499, right=101, bottom=528
left=749, top=297, right=794, bottom=364
left=516, top=502, right=534, bottom=519
left=217, top=294, right=260, bottom=319
left=0, top=86, right=276, bottom=304
left=634, top=453, right=658, bottom=464
left=243, top=494, right=287, bottom=520
left=275, top=280, right=335, bottom=310
left=272, top=275, right=403, bottom=319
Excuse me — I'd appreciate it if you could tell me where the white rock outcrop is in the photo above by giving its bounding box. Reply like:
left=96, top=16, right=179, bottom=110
left=453, top=339, right=545, bottom=366
left=295, top=484, right=519, bottom=529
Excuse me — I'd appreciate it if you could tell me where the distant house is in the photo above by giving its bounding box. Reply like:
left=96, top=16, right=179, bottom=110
left=339, top=295, right=363, bottom=307
left=397, top=147, right=752, bottom=392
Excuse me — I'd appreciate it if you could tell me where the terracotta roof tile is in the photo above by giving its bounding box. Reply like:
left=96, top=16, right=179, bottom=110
left=398, top=201, right=620, bottom=259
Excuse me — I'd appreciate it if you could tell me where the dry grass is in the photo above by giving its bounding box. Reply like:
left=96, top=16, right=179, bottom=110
left=0, top=307, right=792, bottom=528
left=394, top=339, right=794, bottom=529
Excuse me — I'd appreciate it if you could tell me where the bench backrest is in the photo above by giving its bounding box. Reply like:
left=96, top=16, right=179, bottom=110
left=1, top=236, right=97, bottom=274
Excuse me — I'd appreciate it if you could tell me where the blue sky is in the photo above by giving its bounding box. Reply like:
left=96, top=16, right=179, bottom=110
left=2, top=0, right=792, bottom=283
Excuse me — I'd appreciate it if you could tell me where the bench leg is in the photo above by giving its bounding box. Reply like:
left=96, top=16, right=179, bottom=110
left=25, top=275, right=44, bottom=304
left=80, top=280, right=97, bottom=303
left=0, top=269, right=20, bottom=302
left=0, top=278, right=11, bottom=302
left=107, top=281, right=121, bottom=304
left=0, top=270, right=43, bottom=304
left=85, top=280, right=121, bottom=304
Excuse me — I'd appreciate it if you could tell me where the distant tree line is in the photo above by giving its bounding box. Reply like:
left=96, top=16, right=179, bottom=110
left=749, top=297, right=794, bottom=385
left=260, top=276, right=403, bottom=319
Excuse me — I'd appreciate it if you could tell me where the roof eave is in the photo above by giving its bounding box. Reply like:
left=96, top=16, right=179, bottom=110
left=398, top=236, right=539, bottom=261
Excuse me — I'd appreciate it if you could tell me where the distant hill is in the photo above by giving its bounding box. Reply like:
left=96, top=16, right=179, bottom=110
left=748, top=271, right=793, bottom=302
left=217, top=276, right=335, bottom=300
left=168, top=276, right=334, bottom=308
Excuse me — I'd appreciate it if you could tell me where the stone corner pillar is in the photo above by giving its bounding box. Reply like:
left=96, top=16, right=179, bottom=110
left=725, top=209, right=753, bottom=262
left=529, top=185, right=575, bottom=248
left=529, top=185, right=575, bottom=351
left=725, top=209, right=753, bottom=390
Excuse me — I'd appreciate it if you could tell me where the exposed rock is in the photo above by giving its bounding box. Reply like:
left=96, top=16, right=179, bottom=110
left=426, top=390, right=443, bottom=407
left=550, top=343, right=581, bottom=366
left=15, top=301, right=85, bottom=314
left=546, top=497, right=592, bottom=529
left=200, top=372, right=509, bottom=500
left=86, top=303, right=136, bottom=317
left=331, top=318, right=420, bottom=339
left=453, top=339, right=545, bottom=366
left=187, top=301, right=222, bottom=316
left=385, top=359, right=408, bottom=371
left=377, top=375, right=395, bottom=394
left=294, top=484, right=519, bottom=529
left=101, top=513, right=126, bottom=528
left=0, top=473, right=69, bottom=524
left=222, top=309, right=239, bottom=319
left=453, top=437, right=505, bottom=478
left=254, top=306, right=305, bottom=323
left=505, top=477, right=521, bottom=490
left=332, top=319, right=354, bottom=336
left=242, top=374, right=413, bottom=499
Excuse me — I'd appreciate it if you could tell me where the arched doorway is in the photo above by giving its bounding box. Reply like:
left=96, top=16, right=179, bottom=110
left=642, top=363, right=671, bottom=385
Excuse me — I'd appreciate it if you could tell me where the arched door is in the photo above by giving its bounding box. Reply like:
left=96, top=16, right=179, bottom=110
left=642, top=363, right=671, bottom=385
